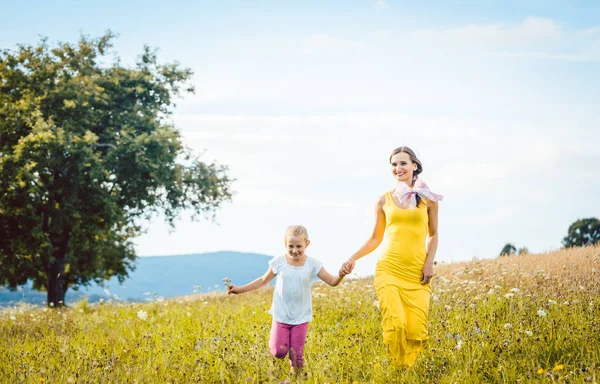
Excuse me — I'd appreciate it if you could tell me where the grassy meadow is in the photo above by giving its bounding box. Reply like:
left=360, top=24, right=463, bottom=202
left=1, top=245, right=599, bottom=383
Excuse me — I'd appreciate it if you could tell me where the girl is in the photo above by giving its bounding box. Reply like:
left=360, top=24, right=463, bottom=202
left=228, top=225, right=345, bottom=375
left=341, top=146, right=442, bottom=368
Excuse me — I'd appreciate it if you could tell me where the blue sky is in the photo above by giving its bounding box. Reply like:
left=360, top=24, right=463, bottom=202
left=2, top=1, right=599, bottom=276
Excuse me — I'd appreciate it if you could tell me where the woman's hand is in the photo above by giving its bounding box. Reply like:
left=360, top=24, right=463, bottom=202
left=420, top=262, right=434, bottom=285
left=340, top=259, right=356, bottom=276
left=227, top=284, right=240, bottom=295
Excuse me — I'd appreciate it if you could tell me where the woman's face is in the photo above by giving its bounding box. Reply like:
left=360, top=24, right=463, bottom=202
left=390, top=152, right=417, bottom=184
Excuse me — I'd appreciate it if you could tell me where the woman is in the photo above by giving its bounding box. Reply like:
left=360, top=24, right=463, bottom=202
left=340, top=146, right=442, bottom=367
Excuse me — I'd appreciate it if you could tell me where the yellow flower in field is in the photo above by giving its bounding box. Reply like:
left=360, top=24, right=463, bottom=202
left=553, top=364, right=564, bottom=371
left=537, top=368, right=544, bottom=375
left=374, top=363, right=381, bottom=369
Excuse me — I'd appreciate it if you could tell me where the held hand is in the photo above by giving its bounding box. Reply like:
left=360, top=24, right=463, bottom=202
left=340, top=259, right=356, bottom=276
left=420, top=262, right=434, bottom=285
left=227, top=284, right=240, bottom=295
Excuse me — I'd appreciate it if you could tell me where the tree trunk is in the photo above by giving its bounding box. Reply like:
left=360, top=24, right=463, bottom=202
left=47, top=256, right=65, bottom=308
left=46, top=235, right=69, bottom=308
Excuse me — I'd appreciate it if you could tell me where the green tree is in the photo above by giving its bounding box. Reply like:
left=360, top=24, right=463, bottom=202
left=562, top=217, right=600, bottom=248
left=0, top=32, right=233, bottom=307
left=499, top=243, right=516, bottom=256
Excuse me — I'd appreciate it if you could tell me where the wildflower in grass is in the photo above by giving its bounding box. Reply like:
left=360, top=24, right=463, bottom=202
left=525, top=330, right=533, bottom=336
left=445, top=305, right=452, bottom=310
left=510, top=288, right=520, bottom=293
left=137, top=310, right=148, bottom=321
left=537, top=368, right=545, bottom=375
left=487, top=289, right=495, bottom=295
left=553, top=364, right=564, bottom=371
left=10, top=316, right=16, bottom=321
left=548, top=299, right=557, bottom=305
left=432, top=294, right=439, bottom=301
left=537, top=309, right=547, bottom=317
left=455, top=340, right=463, bottom=350
left=503, top=323, right=513, bottom=330
left=373, top=300, right=380, bottom=310
left=505, top=293, right=514, bottom=299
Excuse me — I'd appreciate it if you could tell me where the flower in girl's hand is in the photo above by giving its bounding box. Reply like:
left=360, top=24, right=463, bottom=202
left=222, top=277, right=232, bottom=288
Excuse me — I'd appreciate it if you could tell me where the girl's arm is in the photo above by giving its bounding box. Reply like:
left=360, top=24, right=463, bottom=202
left=317, top=267, right=344, bottom=287
left=228, top=267, right=276, bottom=294
left=421, top=200, right=439, bottom=284
left=341, top=195, right=386, bottom=274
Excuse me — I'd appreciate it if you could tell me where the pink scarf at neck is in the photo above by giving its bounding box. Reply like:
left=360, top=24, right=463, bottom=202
left=392, top=178, right=443, bottom=209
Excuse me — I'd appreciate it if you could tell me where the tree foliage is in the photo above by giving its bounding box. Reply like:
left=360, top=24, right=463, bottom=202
left=562, top=217, right=600, bottom=248
left=0, top=32, right=233, bottom=306
left=499, top=243, right=516, bottom=257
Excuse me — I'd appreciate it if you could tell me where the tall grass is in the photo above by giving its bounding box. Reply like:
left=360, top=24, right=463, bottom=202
left=1, top=245, right=599, bottom=383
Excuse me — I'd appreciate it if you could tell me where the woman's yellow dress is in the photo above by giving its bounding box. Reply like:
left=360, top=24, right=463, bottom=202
left=374, top=191, right=431, bottom=367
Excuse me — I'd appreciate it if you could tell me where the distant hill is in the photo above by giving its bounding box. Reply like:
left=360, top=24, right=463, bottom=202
left=0, top=251, right=274, bottom=306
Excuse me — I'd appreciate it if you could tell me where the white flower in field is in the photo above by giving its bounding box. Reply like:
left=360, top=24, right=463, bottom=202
left=137, top=310, right=148, bottom=321
left=525, top=330, right=533, bottom=336
left=432, top=294, right=439, bottom=301
left=487, top=289, right=495, bottom=295
left=563, top=301, right=570, bottom=306
left=455, top=340, right=463, bottom=350
left=373, top=300, right=380, bottom=310
left=186, top=312, right=191, bottom=317
left=494, top=285, right=501, bottom=289
left=509, top=288, right=520, bottom=293
left=548, top=299, right=557, bottom=305
left=537, top=309, right=547, bottom=317
left=10, top=316, right=16, bottom=321
left=504, top=293, right=514, bottom=299
left=445, top=305, right=452, bottom=310
left=503, top=323, right=513, bottom=330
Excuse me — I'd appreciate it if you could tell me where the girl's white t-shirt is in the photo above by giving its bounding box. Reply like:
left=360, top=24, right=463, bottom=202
left=268, top=255, right=323, bottom=325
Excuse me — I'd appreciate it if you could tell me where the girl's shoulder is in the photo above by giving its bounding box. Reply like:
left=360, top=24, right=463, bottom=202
left=268, top=255, right=286, bottom=270
left=305, top=255, right=323, bottom=269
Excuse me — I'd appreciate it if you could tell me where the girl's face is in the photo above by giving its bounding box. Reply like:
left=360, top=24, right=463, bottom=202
left=390, top=152, right=417, bottom=184
left=286, top=235, right=309, bottom=259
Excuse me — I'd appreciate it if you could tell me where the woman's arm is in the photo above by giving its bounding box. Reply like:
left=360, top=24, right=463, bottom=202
left=421, top=200, right=439, bottom=284
left=228, top=267, right=276, bottom=294
left=317, top=267, right=344, bottom=286
left=341, top=195, right=387, bottom=274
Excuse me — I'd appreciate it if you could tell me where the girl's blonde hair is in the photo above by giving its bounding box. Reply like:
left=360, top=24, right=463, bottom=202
left=284, top=225, right=309, bottom=243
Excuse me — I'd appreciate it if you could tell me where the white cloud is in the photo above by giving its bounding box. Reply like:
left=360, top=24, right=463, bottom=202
left=408, top=17, right=600, bottom=61
left=375, top=0, right=390, bottom=9
left=304, top=34, right=366, bottom=53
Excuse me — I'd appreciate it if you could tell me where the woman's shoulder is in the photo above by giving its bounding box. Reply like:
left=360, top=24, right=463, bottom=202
left=376, top=192, right=389, bottom=207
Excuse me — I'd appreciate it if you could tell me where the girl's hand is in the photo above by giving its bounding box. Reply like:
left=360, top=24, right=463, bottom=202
left=420, top=262, right=434, bottom=285
left=340, top=259, right=355, bottom=276
left=227, top=284, right=240, bottom=295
